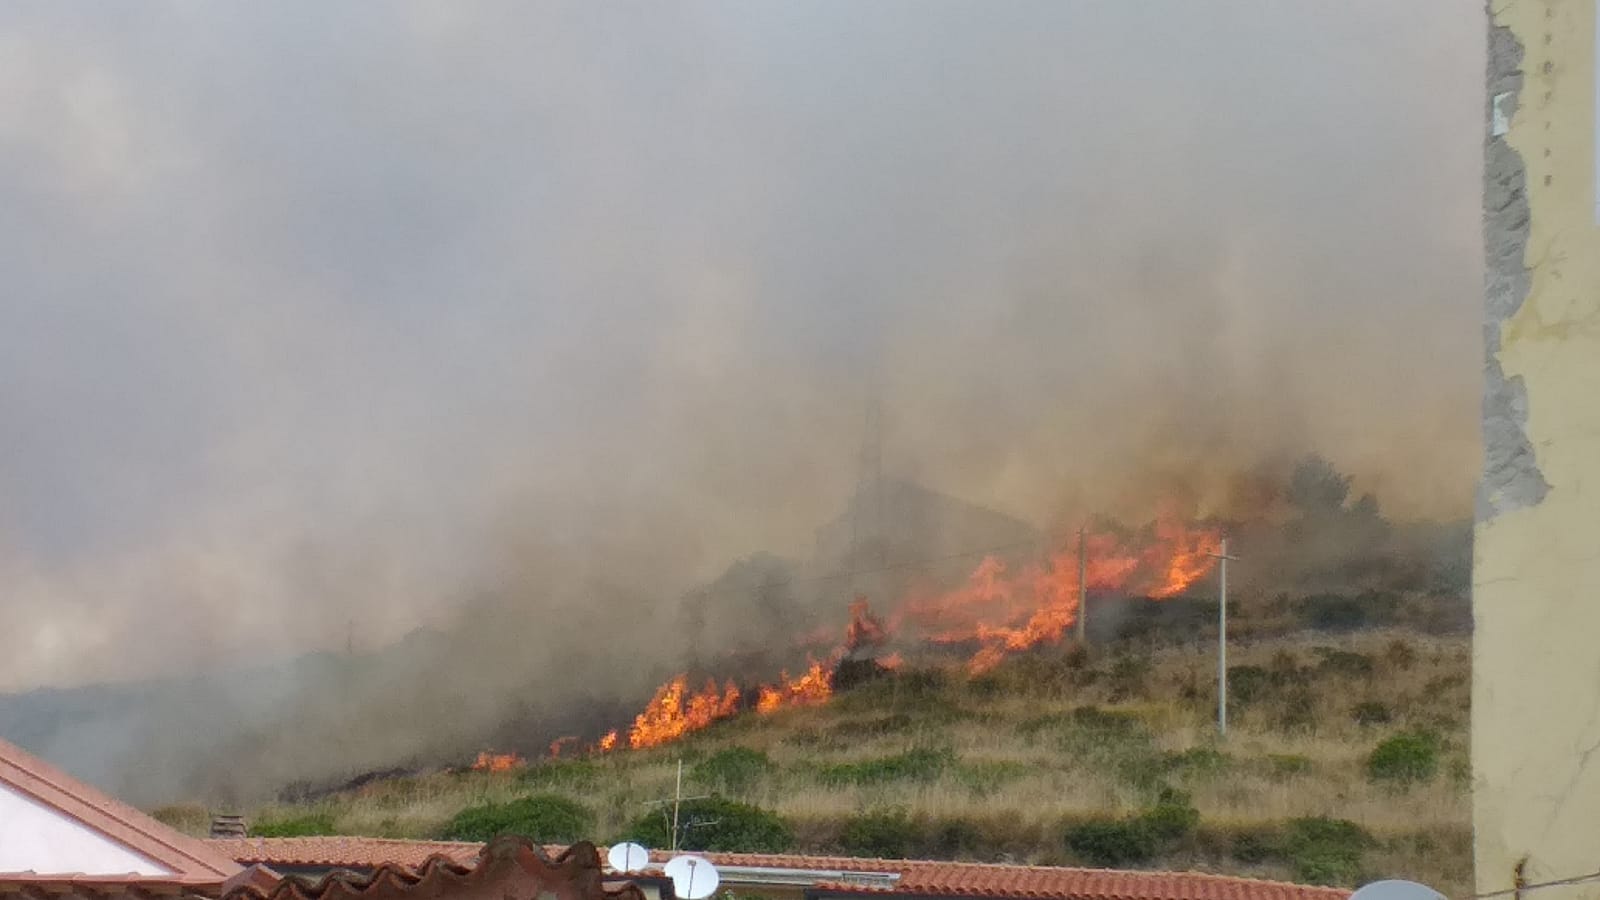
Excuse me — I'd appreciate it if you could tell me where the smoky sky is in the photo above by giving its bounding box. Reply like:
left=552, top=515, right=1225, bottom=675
left=0, top=2, right=1482, bottom=692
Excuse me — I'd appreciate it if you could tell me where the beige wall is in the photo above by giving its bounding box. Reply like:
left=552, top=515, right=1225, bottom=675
left=1476, top=0, right=1600, bottom=895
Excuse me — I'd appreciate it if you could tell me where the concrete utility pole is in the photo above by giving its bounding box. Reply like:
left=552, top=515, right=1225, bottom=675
left=1210, top=538, right=1238, bottom=737
left=1075, top=525, right=1088, bottom=643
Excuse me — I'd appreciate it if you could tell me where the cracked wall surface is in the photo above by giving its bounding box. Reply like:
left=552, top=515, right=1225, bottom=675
left=1475, top=1, right=1600, bottom=896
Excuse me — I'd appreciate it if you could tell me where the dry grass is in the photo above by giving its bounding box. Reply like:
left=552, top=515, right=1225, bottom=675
left=240, top=629, right=1470, bottom=894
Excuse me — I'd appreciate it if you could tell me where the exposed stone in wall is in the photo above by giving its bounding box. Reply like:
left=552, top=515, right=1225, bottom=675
left=1479, top=21, right=1548, bottom=521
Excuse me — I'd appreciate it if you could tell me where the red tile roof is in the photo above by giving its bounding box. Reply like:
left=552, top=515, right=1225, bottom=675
left=204, top=838, right=1349, bottom=900
left=210, top=838, right=481, bottom=870
left=218, top=838, right=641, bottom=900
left=0, top=737, right=243, bottom=885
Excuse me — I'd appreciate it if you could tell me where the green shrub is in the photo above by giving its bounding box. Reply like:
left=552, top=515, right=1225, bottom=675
left=1297, top=595, right=1369, bottom=631
left=1227, top=666, right=1272, bottom=704
left=1064, top=818, right=1158, bottom=867
left=1367, top=731, right=1440, bottom=784
left=1164, top=747, right=1231, bottom=778
left=1268, top=651, right=1305, bottom=685
left=1281, top=817, right=1372, bottom=885
left=1227, top=825, right=1282, bottom=864
left=955, top=760, right=1032, bottom=793
left=838, top=810, right=921, bottom=858
left=440, top=794, right=592, bottom=842
left=1384, top=639, right=1418, bottom=670
left=1351, top=701, right=1393, bottom=726
left=518, top=758, right=603, bottom=789
left=627, top=797, right=791, bottom=853
left=1265, top=754, right=1313, bottom=778
left=1108, top=656, right=1152, bottom=700
left=252, top=813, right=338, bottom=837
left=1137, top=788, right=1200, bottom=841
left=819, top=747, right=954, bottom=786
left=1316, top=649, right=1375, bottom=678
left=692, top=747, right=774, bottom=793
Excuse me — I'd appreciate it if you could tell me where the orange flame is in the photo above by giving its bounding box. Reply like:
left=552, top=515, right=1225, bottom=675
left=627, top=676, right=742, bottom=749
left=471, top=751, right=524, bottom=773
left=755, top=658, right=834, bottom=713
left=583, top=513, right=1218, bottom=752
left=907, top=516, right=1222, bottom=673
left=845, top=596, right=889, bottom=652
left=548, top=736, right=578, bottom=759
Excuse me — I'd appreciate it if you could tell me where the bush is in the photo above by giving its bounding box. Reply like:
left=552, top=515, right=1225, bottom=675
left=1297, top=595, right=1369, bottom=631
left=1137, top=788, right=1200, bottom=841
left=819, top=747, right=954, bottom=786
left=252, top=813, right=338, bottom=837
left=838, top=810, right=921, bottom=858
left=692, top=747, right=774, bottom=793
left=1384, top=639, right=1418, bottom=670
left=956, top=760, right=1031, bottom=793
left=1281, top=817, right=1371, bottom=885
left=627, top=797, right=791, bottom=853
left=1351, top=701, right=1393, bottom=726
left=1367, top=732, right=1440, bottom=784
left=518, top=758, right=603, bottom=789
left=1064, top=818, right=1158, bottom=867
left=440, top=794, right=592, bottom=842
left=1164, top=747, right=1231, bottom=778
left=1316, top=649, right=1375, bottom=678
left=1108, top=656, right=1151, bottom=700
left=1228, top=666, right=1273, bottom=704
left=1266, top=754, right=1313, bottom=778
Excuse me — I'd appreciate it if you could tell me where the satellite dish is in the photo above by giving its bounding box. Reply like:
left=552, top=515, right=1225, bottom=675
left=607, top=842, right=651, bottom=874
left=1350, top=881, right=1446, bottom=900
left=665, top=855, right=720, bottom=900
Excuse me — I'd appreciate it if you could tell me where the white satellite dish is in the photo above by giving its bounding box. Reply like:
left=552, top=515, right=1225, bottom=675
left=1350, top=880, right=1447, bottom=900
left=607, top=842, right=651, bottom=874
left=665, top=855, right=720, bottom=900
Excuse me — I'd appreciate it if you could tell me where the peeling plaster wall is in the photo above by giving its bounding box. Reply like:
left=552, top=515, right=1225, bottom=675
left=1475, top=0, right=1600, bottom=895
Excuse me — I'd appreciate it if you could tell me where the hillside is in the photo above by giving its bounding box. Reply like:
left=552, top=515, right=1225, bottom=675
left=163, top=626, right=1471, bottom=896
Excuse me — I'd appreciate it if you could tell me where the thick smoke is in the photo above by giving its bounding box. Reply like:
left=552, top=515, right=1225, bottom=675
left=0, top=1, right=1481, bottom=804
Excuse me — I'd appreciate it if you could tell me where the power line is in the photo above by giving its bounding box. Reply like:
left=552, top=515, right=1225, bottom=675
left=1470, top=869, right=1600, bottom=899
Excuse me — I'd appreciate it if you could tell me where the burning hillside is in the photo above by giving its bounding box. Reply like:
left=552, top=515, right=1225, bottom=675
left=475, top=512, right=1223, bottom=764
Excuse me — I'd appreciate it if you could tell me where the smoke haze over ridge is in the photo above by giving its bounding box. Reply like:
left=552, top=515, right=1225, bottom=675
left=0, top=2, right=1480, bottom=798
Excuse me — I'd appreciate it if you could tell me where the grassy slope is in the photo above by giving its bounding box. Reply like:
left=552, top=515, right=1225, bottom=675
left=165, top=628, right=1470, bottom=895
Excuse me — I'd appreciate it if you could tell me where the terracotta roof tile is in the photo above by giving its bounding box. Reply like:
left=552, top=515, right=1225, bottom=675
left=218, top=838, right=638, bottom=900
left=0, top=737, right=242, bottom=884
left=205, top=838, right=1349, bottom=900
left=206, top=838, right=481, bottom=870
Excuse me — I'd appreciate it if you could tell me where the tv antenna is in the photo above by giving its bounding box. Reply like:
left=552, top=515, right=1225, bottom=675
left=640, top=760, right=713, bottom=853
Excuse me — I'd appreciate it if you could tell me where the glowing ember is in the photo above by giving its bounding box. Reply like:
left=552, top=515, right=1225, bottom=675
left=548, top=736, right=578, bottom=758
left=755, top=658, right=834, bottom=713
left=879, top=651, right=905, bottom=670
left=628, top=676, right=741, bottom=749
left=472, top=751, right=524, bottom=773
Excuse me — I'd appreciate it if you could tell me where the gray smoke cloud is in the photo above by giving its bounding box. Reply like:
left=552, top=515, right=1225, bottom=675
left=0, top=1, right=1481, bottom=802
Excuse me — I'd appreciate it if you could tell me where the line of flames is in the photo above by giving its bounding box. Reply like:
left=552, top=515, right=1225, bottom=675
left=470, top=514, right=1222, bottom=771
